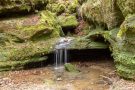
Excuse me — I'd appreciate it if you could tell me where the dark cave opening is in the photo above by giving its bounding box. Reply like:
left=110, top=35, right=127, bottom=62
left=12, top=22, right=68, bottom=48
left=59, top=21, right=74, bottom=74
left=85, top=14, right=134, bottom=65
left=23, top=48, right=113, bottom=70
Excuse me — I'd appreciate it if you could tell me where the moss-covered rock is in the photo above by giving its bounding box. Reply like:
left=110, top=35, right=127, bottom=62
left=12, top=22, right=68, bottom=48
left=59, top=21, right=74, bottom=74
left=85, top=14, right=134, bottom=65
left=58, top=15, right=79, bottom=29
left=113, top=15, right=135, bottom=80
left=46, top=0, right=79, bottom=14
left=0, top=10, right=63, bottom=41
left=80, top=0, right=124, bottom=30
left=78, top=0, right=87, bottom=5
left=0, top=33, right=24, bottom=45
left=64, top=63, right=79, bottom=73
left=70, top=37, right=108, bottom=49
left=0, top=0, right=48, bottom=15
left=117, top=0, right=135, bottom=17
left=67, top=0, right=78, bottom=14
left=90, top=15, right=135, bottom=80
left=0, top=38, right=58, bottom=71
left=46, top=3, right=65, bottom=15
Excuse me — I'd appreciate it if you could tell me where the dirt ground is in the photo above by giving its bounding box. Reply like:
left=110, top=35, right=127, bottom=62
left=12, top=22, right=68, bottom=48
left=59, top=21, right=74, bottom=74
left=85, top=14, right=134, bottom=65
left=0, top=59, right=135, bottom=90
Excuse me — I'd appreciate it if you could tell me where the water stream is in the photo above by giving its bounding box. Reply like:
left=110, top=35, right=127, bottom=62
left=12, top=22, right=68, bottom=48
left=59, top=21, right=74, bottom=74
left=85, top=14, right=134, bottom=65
left=54, top=37, right=74, bottom=76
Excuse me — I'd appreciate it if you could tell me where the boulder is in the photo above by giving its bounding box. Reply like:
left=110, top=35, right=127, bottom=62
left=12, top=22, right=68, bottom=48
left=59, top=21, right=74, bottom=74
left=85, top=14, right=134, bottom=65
left=58, top=15, right=79, bottom=29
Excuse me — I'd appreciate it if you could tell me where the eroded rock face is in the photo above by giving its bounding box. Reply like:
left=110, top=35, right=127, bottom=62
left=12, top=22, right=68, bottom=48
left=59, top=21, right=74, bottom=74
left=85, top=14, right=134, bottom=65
left=0, top=0, right=48, bottom=15
left=0, top=0, right=135, bottom=81
left=79, top=0, right=135, bottom=80
left=0, top=10, right=62, bottom=41
left=80, top=0, right=124, bottom=30
left=0, top=38, right=58, bottom=71
left=114, top=15, right=135, bottom=79
left=0, top=10, right=63, bottom=71
left=46, top=0, right=78, bottom=14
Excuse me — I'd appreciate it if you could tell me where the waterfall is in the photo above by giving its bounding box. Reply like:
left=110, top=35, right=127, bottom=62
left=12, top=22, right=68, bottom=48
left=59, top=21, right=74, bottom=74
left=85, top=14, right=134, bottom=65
left=54, top=37, right=73, bottom=70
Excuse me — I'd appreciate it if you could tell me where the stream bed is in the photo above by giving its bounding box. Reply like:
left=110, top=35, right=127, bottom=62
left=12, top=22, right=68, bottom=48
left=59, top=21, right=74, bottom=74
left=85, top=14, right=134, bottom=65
left=0, top=59, right=135, bottom=90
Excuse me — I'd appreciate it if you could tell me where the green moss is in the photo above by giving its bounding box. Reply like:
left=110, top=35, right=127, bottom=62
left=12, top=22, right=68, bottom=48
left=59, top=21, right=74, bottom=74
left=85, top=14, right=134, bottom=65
left=58, top=15, right=79, bottom=28
left=0, top=10, right=63, bottom=41
left=0, top=38, right=58, bottom=61
left=67, top=0, right=78, bottom=13
left=116, top=64, right=135, bottom=79
left=0, top=0, right=48, bottom=14
left=70, top=36, right=108, bottom=49
left=112, top=15, right=135, bottom=80
left=46, top=3, right=66, bottom=15
left=0, top=33, right=24, bottom=45
left=80, top=0, right=124, bottom=30
left=0, top=56, right=47, bottom=71
left=117, top=0, right=135, bottom=17
left=65, top=63, right=79, bottom=73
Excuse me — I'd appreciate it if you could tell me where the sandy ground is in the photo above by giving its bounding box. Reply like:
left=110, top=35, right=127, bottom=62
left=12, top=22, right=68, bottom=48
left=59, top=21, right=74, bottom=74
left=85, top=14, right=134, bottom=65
left=0, top=59, right=135, bottom=90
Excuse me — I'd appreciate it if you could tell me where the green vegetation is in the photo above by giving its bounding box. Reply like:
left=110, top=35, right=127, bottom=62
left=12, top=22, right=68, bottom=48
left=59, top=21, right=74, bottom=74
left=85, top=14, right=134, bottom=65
left=65, top=63, right=79, bottom=73
left=0, top=0, right=135, bottom=80
left=58, top=15, right=79, bottom=29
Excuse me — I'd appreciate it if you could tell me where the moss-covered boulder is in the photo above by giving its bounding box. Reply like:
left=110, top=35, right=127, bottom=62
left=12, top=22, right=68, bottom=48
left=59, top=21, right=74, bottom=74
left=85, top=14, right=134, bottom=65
left=65, top=63, right=79, bottom=73
left=0, top=0, right=48, bottom=15
left=58, top=15, right=79, bottom=29
left=0, top=38, right=58, bottom=71
left=80, top=0, right=124, bottom=30
left=0, top=10, right=63, bottom=41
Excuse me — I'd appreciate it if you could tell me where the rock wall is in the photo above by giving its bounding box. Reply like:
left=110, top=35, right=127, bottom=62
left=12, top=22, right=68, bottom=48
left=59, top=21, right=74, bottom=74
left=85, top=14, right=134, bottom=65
left=0, top=0, right=79, bottom=71
left=0, top=0, right=135, bottom=80
left=80, top=0, right=135, bottom=80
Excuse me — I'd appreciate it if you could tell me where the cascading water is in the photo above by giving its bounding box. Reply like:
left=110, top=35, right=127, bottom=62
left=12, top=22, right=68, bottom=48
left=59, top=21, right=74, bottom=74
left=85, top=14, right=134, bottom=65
left=54, top=37, right=73, bottom=79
